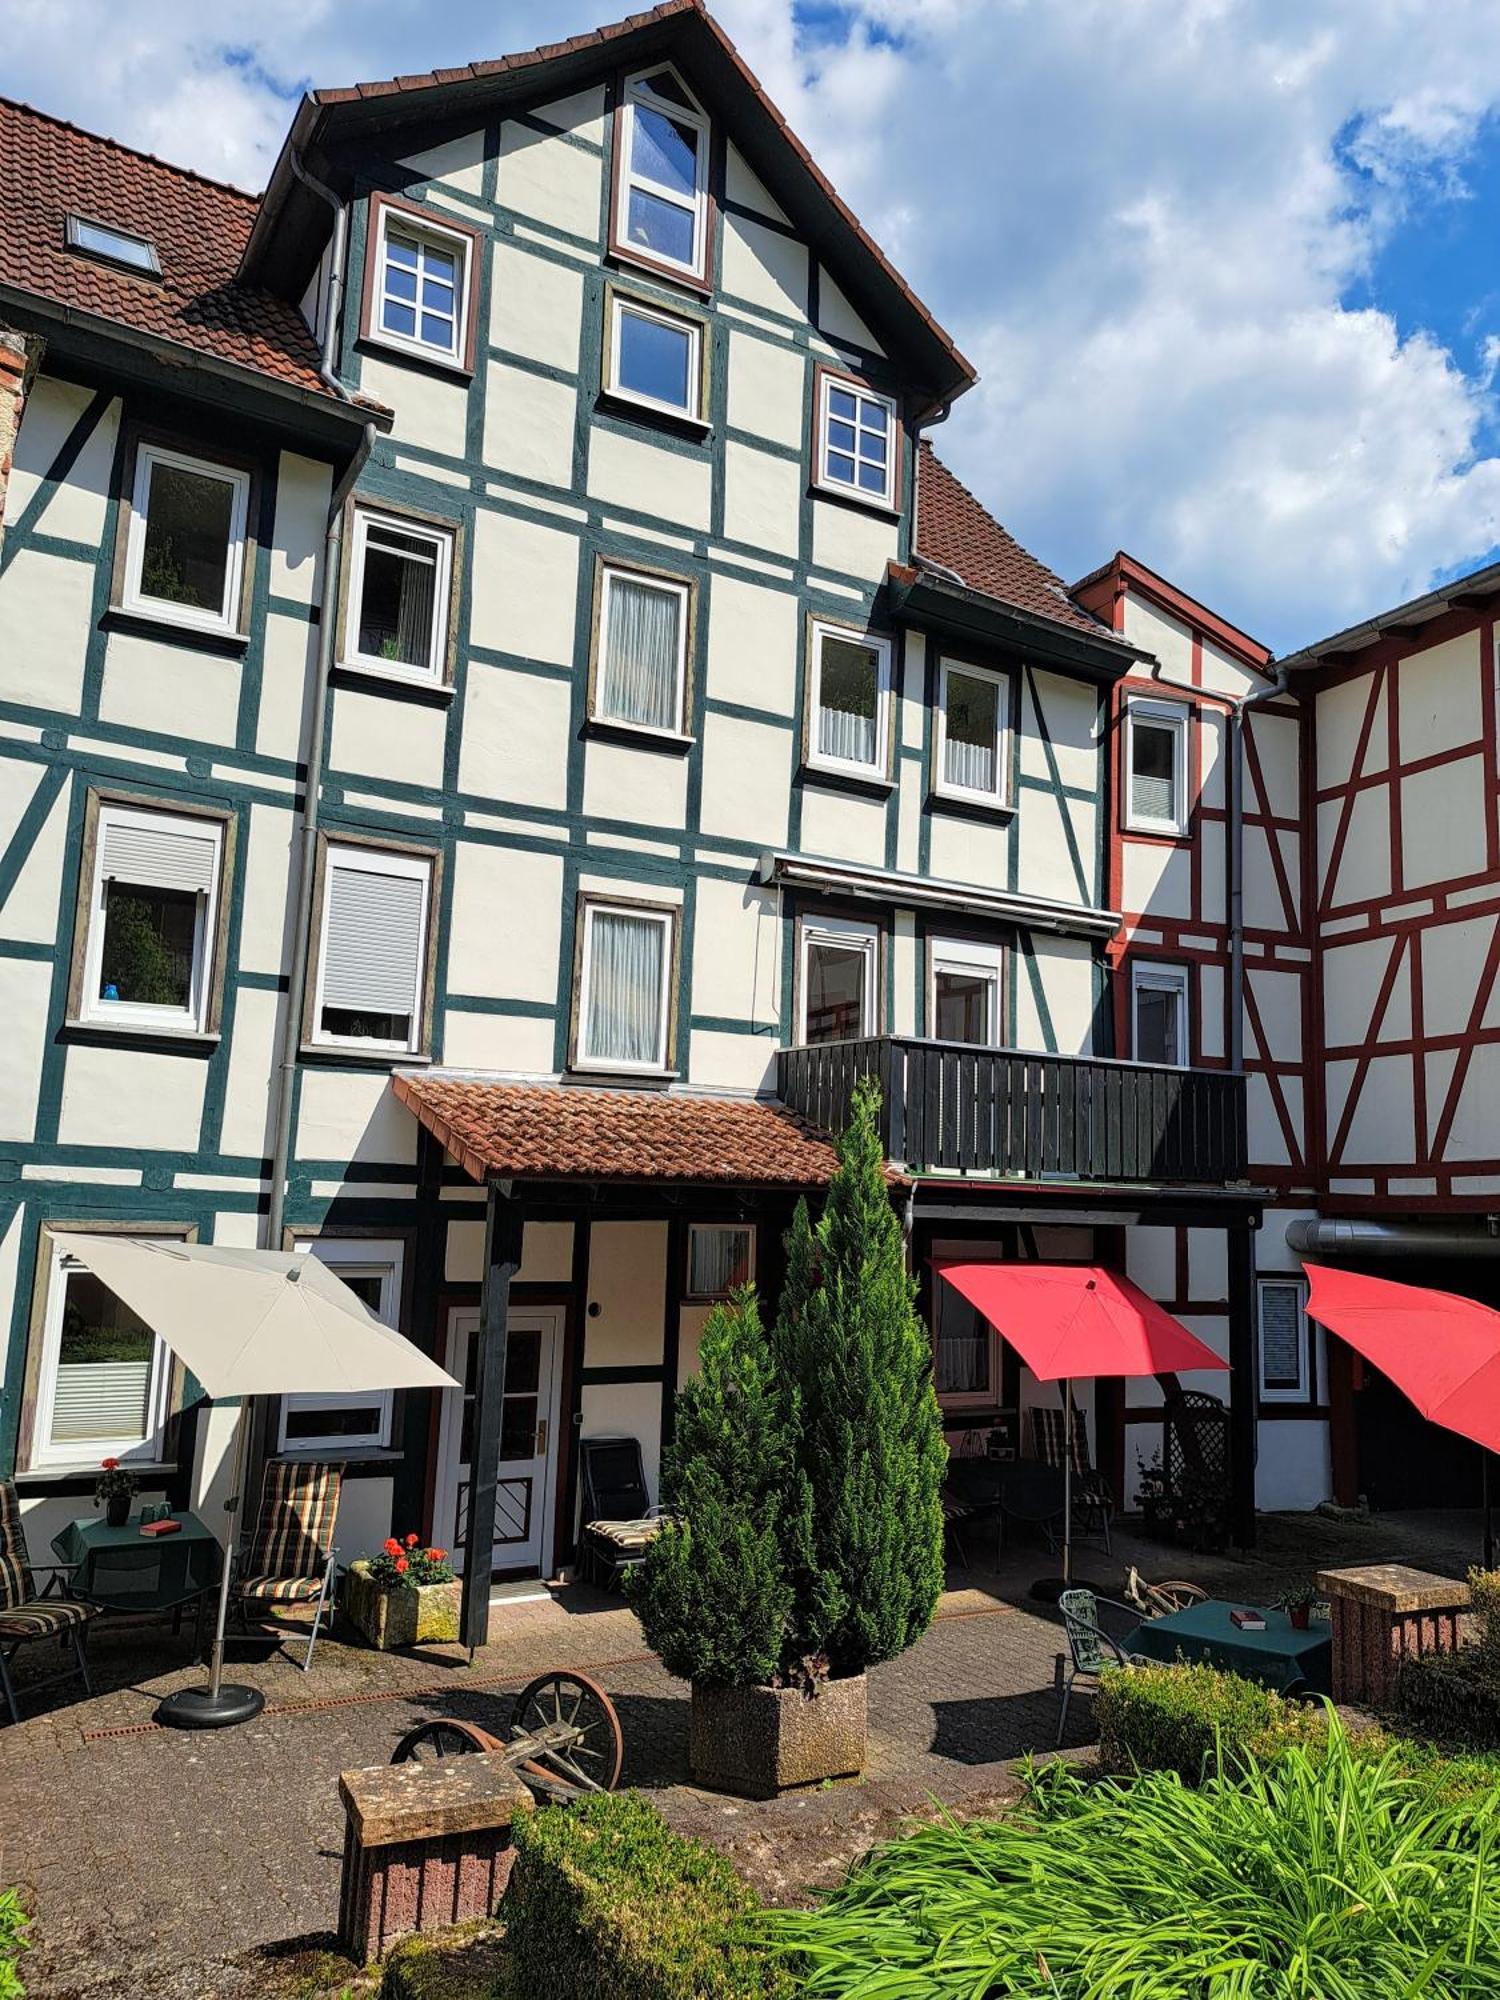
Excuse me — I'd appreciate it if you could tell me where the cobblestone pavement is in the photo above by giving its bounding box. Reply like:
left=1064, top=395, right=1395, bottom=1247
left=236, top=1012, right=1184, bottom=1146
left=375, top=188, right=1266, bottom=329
left=0, top=1509, right=1479, bottom=1998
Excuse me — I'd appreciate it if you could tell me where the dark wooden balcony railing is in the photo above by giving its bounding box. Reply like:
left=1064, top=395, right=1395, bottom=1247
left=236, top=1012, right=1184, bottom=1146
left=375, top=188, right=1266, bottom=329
left=777, top=1037, right=1247, bottom=1184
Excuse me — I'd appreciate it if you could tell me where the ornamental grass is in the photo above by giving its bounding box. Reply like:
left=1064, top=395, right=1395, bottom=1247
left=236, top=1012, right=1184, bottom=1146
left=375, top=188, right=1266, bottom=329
left=763, top=1717, right=1500, bottom=1997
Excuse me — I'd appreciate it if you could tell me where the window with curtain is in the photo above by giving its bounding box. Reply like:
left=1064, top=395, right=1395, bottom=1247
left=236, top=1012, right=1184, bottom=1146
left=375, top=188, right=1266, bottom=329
left=1132, top=964, right=1189, bottom=1068
left=597, top=568, right=688, bottom=731
left=34, top=1251, right=170, bottom=1469
left=801, top=921, right=876, bottom=1044
left=1127, top=700, right=1187, bottom=831
left=579, top=903, right=673, bottom=1070
left=812, top=626, right=888, bottom=775
left=84, top=804, right=223, bottom=1032
left=314, top=845, right=431, bottom=1052
left=939, top=660, right=1006, bottom=801
left=348, top=510, right=451, bottom=680
left=687, top=1225, right=755, bottom=1300
left=1259, top=1279, right=1311, bottom=1400
left=616, top=68, right=709, bottom=277
left=123, top=443, right=249, bottom=634
left=932, top=941, right=1003, bottom=1045
left=934, top=1282, right=991, bottom=1397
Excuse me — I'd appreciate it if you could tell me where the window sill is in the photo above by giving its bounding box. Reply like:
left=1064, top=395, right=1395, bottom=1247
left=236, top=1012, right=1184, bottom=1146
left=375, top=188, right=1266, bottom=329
left=800, top=760, right=895, bottom=799
left=356, top=332, right=473, bottom=384
left=584, top=715, right=696, bottom=754
left=272, top=1446, right=405, bottom=1468
left=63, top=1019, right=220, bottom=1056
left=1122, top=819, right=1192, bottom=844
left=605, top=243, right=712, bottom=300
left=103, top=605, right=250, bottom=655
left=596, top=390, right=711, bottom=443
left=332, top=661, right=456, bottom=706
left=564, top=1067, right=681, bottom=1089
left=810, top=478, right=902, bottom=524
left=928, top=789, right=1016, bottom=823
left=15, top=1461, right=177, bottom=1487
left=299, top=1043, right=433, bottom=1070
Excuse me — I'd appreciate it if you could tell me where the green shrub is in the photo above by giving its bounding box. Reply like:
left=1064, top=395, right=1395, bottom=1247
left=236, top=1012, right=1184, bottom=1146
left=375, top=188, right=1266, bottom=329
left=376, top=1925, right=513, bottom=1998
left=1395, top=1647, right=1500, bottom=1748
left=0, top=1890, right=26, bottom=2000
left=1095, top=1662, right=1327, bottom=1781
left=506, top=1791, right=789, bottom=2000
left=764, top=1717, right=1500, bottom=1994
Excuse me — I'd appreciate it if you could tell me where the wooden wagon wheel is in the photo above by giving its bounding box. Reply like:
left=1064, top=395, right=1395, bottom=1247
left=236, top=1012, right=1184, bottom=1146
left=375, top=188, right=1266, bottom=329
left=390, top=1716, right=502, bottom=1763
left=510, top=1670, right=623, bottom=1793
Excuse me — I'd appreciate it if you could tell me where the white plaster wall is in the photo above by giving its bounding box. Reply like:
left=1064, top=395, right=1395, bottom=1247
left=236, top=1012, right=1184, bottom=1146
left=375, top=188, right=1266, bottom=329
left=927, top=811, right=1008, bottom=888
left=459, top=662, right=572, bottom=811
left=0, top=959, right=49, bottom=1140
left=1402, top=754, right=1487, bottom=889
left=238, top=805, right=295, bottom=977
left=1020, top=670, right=1098, bottom=790
left=705, top=575, right=798, bottom=716
left=1123, top=594, right=1193, bottom=681
left=490, top=243, right=585, bottom=367
left=57, top=1045, right=207, bottom=1151
left=447, top=842, right=564, bottom=1003
left=810, top=499, right=899, bottom=583
left=497, top=119, right=602, bottom=240
left=1029, top=935, right=1097, bottom=1056
left=687, top=1029, right=777, bottom=1093
left=0, top=547, right=97, bottom=712
left=725, top=332, right=805, bottom=449
left=722, top=439, right=800, bottom=557
left=588, top=430, right=711, bottom=531
left=1317, top=670, right=1383, bottom=789
left=469, top=512, right=579, bottom=666
left=1256, top=1422, right=1331, bottom=1511
left=698, top=712, right=791, bottom=846
left=720, top=211, right=808, bottom=319
left=441, top=1010, right=557, bottom=1075
left=98, top=631, right=242, bottom=747
left=329, top=685, right=447, bottom=789
left=1122, top=838, right=1193, bottom=920
left=296, top=1069, right=417, bottom=1165
left=358, top=354, right=470, bottom=461
left=270, top=453, right=331, bottom=606
left=1396, top=631, right=1483, bottom=761
left=690, top=877, right=780, bottom=1024
left=218, top=987, right=281, bottom=1159
left=0, top=768, right=67, bottom=944
left=799, top=784, right=887, bottom=867
left=256, top=613, right=318, bottom=764
left=579, top=1381, right=662, bottom=1512
left=482, top=361, right=576, bottom=489
left=401, top=129, right=486, bottom=195
left=532, top=85, right=608, bottom=146
left=585, top=1220, right=667, bottom=1368
left=1317, top=787, right=1389, bottom=907
left=582, top=739, right=690, bottom=828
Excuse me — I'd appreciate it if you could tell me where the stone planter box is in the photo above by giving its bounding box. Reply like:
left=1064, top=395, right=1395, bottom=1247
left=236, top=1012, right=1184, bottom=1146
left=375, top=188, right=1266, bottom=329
left=343, top=1561, right=460, bottom=1651
left=689, top=1673, right=867, bottom=1797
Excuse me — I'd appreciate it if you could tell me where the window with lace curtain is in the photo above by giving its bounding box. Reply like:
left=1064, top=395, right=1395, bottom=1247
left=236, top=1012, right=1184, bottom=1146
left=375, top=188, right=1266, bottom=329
left=936, top=657, right=1010, bottom=806
left=686, top=1225, right=755, bottom=1301
left=808, top=622, right=891, bottom=779
left=575, top=899, right=676, bottom=1073
left=343, top=507, right=454, bottom=685
left=592, top=564, right=691, bottom=734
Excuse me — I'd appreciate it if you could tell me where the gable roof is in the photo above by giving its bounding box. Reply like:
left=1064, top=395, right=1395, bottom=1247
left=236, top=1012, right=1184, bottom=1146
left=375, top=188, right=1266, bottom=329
left=912, top=443, right=1112, bottom=641
left=0, top=96, right=368, bottom=422
left=1071, top=550, right=1272, bottom=670
left=242, top=0, right=974, bottom=418
left=1276, top=552, right=1500, bottom=672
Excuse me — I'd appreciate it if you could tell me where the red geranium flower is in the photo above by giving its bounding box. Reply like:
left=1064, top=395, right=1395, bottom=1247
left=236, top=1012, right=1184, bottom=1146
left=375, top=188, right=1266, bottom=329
left=394, top=1556, right=408, bottom=1574
left=405, top=1533, right=419, bottom=1548
left=383, top=1537, right=401, bottom=1556
left=428, top=1549, right=446, bottom=1562
left=101, top=1457, right=119, bottom=1470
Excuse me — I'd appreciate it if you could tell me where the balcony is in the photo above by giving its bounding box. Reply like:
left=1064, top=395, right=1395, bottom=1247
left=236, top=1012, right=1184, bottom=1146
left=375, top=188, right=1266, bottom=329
left=777, top=1037, right=1247, bottom=1185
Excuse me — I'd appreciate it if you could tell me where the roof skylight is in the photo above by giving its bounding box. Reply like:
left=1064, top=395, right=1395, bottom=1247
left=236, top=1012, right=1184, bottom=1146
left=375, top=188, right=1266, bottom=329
left=65, top=214, right=160, bottom=277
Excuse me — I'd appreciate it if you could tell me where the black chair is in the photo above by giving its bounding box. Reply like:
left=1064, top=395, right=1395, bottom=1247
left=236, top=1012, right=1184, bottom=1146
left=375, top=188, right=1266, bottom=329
left=577, top=1437, right=667, bottom=1591
left=0, top=1480, right=97, bottom=1724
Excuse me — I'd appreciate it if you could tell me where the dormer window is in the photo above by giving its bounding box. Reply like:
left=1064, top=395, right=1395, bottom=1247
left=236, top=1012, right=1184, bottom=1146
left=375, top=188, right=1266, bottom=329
left=65, top=214, right=159, bottom=277
left=614, top=67, right=710, bottom=284
left=363, top=194, right=477, bottom=373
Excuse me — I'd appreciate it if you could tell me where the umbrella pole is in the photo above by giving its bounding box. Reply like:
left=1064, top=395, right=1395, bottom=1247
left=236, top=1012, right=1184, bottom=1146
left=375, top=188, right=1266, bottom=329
left=207, top=1399, right=251, bottom=1701
left=1062, top=1379, right=1073, bottom=1587
left=1486, top=1452, right=1495, bottom=1573
left=156, top=1398, right=265, bottom=1730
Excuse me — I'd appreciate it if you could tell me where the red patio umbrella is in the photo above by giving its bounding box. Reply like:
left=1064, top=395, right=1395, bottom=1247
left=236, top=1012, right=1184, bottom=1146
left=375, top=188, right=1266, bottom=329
left=1303, top=1262, right=1500, bottom=1560
left=934, top=1262, right=1230, bottom=1580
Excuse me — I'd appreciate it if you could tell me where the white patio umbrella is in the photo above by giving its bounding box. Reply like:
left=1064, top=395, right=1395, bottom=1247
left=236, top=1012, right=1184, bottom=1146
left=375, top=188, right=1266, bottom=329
left=53, top=1233, right=457, bottom=1728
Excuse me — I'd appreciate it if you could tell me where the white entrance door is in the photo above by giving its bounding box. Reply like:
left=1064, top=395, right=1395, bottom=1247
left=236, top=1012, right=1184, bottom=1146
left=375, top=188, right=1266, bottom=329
left=435, top=1306, right=563, bottom=1578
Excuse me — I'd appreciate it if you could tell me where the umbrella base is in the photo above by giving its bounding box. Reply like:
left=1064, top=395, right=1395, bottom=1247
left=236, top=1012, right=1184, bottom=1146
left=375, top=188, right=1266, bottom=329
left=156, top=1683, right=265, bottom=1730
left=1030, top=1575, right=1069, bottom=1605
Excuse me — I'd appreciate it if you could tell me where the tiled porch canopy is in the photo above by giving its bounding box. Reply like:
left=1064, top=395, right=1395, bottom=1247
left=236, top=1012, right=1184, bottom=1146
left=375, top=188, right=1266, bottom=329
left=391, top=1072, right=841, bottom=1187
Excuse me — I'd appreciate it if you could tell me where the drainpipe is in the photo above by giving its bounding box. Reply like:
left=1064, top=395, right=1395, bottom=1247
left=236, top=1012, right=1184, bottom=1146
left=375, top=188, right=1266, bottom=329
left=265, top=161, right=372, bottom=1251
left=1287, top=1216, right=1500, bottom=1259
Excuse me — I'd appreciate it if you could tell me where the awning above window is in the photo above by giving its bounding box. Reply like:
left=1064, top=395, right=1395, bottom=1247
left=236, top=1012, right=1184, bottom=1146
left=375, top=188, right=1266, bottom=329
left=933, top=1260, right=1229, bottom=1383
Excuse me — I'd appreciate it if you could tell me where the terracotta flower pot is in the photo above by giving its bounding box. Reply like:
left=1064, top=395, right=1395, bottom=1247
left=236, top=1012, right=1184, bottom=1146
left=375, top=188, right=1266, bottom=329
left=342, top=1560, right=460, bottom=1650
left=1288, top=1604, right=1311, bottom=1631
left=689, top=1673, right=868, bottom=1797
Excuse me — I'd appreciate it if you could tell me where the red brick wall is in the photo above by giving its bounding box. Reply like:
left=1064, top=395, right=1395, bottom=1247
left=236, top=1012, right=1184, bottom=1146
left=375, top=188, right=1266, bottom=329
left=0, top=329, right=41, bottom=559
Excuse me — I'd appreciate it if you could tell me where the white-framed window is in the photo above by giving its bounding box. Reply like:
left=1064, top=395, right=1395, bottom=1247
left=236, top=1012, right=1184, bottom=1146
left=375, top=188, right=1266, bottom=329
left=370, top=202, right=473, bottom=367
left=1124, top=697, right=1189, bottom=835
left=606, top=293, right=704, bottom=420
left=809, top=622, right=892, bottom=780
left=615, top=66, right=710, bottom=280
left=799, top=915, right=879, bottom=1045
left=816, top=373, right=897, bottom=509
left=595, top=565, right=690, bottom=734
left=930, top=937, right=1005, bottom=1047
left=1258, top=1276, right=1311, bottom=1403
left=936, top=658, right=1010, bottom=806
left=312, top=844, right=432, bottom=1055
left=343, top=508, right=454, bottom=684
left=1132, top=961, right=1190, bottom=1068
left=934, top=1279, right=992, bottom=1399
left=30, top=1242, right=173, bottom=1470
left=80, top=803, right=224, bottom=1034
left=686, top=1224, right=755, bottom=1301
left=576, top=900, right=675, bottom=1073
left=280, top=1239, right=402, bottom=1451
left=122, top=443, right=250, bottom=636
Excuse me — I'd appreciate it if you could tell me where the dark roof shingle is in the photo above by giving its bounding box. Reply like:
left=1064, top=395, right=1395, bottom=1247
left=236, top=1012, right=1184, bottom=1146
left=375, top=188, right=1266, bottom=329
left=393, top=1073, right=841, bottom=1187
left=0, top=96, right=329, bottom=396
left=913, top=442, right=1108, bottom=639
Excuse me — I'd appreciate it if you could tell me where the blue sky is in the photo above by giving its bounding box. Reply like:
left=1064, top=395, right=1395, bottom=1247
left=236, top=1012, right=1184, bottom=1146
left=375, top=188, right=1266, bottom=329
left=11, top=0, right=1500, bottom=653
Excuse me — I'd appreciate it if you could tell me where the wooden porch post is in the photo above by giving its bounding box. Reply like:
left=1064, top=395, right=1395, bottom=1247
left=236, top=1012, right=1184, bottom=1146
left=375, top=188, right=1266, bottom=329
left=461, top=1180, right=523, bottom=1656
left=1227, top=1218, right=1257, bottom=1547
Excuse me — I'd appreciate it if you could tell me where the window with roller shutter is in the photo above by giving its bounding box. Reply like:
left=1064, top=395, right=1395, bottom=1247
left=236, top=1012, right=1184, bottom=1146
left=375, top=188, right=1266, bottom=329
left=311, top=842, right=433, bottom=1055
left=79, top=801, right=225, bottom=1033
left=1124, top=696, right=1189, bottom=835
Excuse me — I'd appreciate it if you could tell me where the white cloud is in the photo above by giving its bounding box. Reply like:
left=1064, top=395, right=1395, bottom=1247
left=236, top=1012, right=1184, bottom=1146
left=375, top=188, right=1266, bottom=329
left=9, top=0, right=1500, bottom=645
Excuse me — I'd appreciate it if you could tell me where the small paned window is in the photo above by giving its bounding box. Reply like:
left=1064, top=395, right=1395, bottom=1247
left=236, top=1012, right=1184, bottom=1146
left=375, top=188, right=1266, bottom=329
left=66, top=215, right=160, bottom=276
left=937, top=658, right=1009, bottom=805
left=313, top=845, right=432, bottom=1055
left=576, top=902, right=675, bottom=1072
left=345, top=508, right=454, bottom=683
left=1259, top=1277, right=1311, bottom=1402
left=122, top=444, right=250, bottom=635
left=809, top=623, right=891, bottom=779
left=800, top=917, right=879, bottom=1045
left=82, top=803, right=224, bottom=1033
left=686, top=1225, right=755, bottom=1301
left=1125, top=698, right=1189, bottom=834
left=370, top=203, right=473, bottom=367
left=931, top=939, right=1004, bottom=1047
left=1132, top=962, right=1190, bottom=1069
left=616, top=67, right=710, bottom=279
left=607, top=294, right=703, bottom=419
left=817, top=374, right=897, bottom=508
left=595, top=566, right=690, bottom=733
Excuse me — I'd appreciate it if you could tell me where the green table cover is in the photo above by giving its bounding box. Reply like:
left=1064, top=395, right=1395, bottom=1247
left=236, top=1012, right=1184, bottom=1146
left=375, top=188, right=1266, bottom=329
left=1126, top=1598, right=1332, bottom=1696
left=52, top=1510, right=222, bottom=1614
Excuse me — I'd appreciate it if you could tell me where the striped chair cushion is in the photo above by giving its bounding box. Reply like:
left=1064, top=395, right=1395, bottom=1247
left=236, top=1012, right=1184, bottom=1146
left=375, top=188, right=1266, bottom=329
left=0, top=1597, right=94, bottom=1640
left=1031, top=1406, right=1092, bottom=1477
left=237, top=1573, right=326, bottom=1605
left=241, top=1460, right=342, bottom=1594
left=586, top=1518, right=663, bottom=1551
left=0, top=1481, right=35, bottom=1613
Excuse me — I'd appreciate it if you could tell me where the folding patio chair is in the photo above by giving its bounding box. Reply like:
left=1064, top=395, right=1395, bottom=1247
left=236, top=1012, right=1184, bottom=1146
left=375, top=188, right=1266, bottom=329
left=1032, top=1404, right=1115, bottom=1553
left=0, top=1479, right=98, bottom=1724
left=233, top=1459, right=343, bottom=1671
left=577, top=1437, right=667, bottom=1591
left=1055, top=1585, right=1150, bottom=1746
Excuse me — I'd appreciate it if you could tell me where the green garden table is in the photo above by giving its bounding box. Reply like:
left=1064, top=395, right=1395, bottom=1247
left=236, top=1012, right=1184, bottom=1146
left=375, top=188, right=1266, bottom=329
left=52, top=1510, right=222, bottom=1628
left=1126, top=1598, right=1332, bottom=1696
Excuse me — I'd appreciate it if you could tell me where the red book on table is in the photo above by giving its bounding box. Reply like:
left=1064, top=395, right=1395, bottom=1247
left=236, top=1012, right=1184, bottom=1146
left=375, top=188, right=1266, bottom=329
left=139, top=1519, right=181, bottom=1537
left=1229, top=1607, right=1266, bottom=1631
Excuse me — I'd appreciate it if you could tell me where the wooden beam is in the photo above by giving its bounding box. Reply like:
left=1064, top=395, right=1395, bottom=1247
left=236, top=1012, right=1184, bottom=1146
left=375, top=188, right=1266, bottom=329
left=461, top=1181, right=524, bottom=1655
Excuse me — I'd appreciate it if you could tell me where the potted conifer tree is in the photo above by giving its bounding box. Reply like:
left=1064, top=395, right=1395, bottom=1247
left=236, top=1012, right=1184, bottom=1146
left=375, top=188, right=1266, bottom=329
left=631, top=1078, right=947, bottom=1796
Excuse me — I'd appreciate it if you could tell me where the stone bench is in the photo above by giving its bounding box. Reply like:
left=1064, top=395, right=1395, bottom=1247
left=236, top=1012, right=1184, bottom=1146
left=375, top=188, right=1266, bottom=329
left=1316, top=1563, right=1471, bottom=1707
left=337, top=1751, right=533, bottom=1964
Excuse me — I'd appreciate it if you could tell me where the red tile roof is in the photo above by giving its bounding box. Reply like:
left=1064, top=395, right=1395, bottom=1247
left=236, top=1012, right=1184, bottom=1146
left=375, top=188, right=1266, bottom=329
left=393, top=1073, right=841, bottom=1188
left=914, top=442, right=1109, bottom=640
left=0, top=97, right=333, bottom=399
